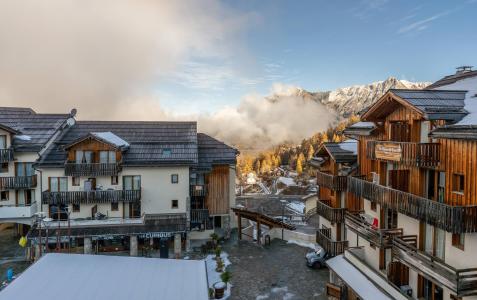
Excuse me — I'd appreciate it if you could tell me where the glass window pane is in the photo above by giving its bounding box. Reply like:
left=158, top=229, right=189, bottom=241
left=99, top=151, right=108, bottom=163
left=123, top=176, right=132, bottom=190
left=424, top=223, right=433, bottom=256
left=16, top=163, right=25, bottom=176
left=59, top=178, right=68, bottom=192
left=84, top=151, right=93, bottom=163
left=133, top=176, right=141, bottom=190
left=50, top=178, right=58, bottom=192
left=25, top=163, right=34, bottom=176
left=18, top=191, right=25, bottom=206
left=0, top=136, right=6, bottom=148
left=109, top=151, right=116, bottom=163
left=75, top=151, right=83, bottom=163
left=436, top=228, right=446, bottom=260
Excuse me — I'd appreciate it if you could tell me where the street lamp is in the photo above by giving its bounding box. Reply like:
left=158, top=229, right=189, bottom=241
left=280, top=199, right=287, bottom=240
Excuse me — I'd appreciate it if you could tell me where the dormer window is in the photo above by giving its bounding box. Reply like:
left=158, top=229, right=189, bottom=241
left=75, top=150, right=93, bottom=164
left=99, top=151, right=116, bottom=164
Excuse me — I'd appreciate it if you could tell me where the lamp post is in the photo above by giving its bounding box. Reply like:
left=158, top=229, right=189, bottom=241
left=280, top=199, right=287, bottom=240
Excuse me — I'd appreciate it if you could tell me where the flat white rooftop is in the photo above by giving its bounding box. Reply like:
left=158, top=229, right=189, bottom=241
left=0, top=253, right=209, bottom=300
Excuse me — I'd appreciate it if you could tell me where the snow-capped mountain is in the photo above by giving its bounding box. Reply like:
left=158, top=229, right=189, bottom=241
left=268, top=77, right=430, bottom=117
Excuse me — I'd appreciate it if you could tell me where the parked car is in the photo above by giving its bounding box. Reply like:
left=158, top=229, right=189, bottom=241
left=305, top=247, right=328, bottom=269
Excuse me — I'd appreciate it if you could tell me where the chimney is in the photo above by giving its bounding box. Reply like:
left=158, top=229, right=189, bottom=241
left=456, top=66, right=473, bottom=74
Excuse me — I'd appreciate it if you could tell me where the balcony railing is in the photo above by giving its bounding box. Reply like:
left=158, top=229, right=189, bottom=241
left=0, top=148, right=14, bottom=163
left=0, top=175, right=37, bottom=189
left=316, top=228, right=348, bottom=257
left=345, top=212, right=403, bottom=248
left=64, top=162, right=122, bottom=176
left=42, top=189, right=141, bottom=205
left=190, top=185, right=207, bottom=197
left=316, top=199, right=346, bottom=223
left=366, top=141, right=440, bottom=168
left=316, top=170, right=347, bottom=191
left=347, top=176, right=477, bottom=233
left=0, top=202, right=37, bottom=220
left=393, top=236, right=477, bottom=297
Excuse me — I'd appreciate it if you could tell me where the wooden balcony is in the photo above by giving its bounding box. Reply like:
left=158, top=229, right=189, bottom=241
left=316, top=199, right=346, bottom=223
left=316, top=170, right=347, bottom=191
left=42, top=189, right=141, bottom=205
left=344, top=212, right=402, bottom=248
left=64, top=162, right=122, bottom=176
left=393, top=236, right=477, bottom=297
left=0, top=148, right=14, bottom=163
left=347, top=176, right=477, bottom=233
left=366, top=140, right=440, bottom=168
left=0, top=175, right=37, bottom=189
left=316, top=228, right=348, bottom=257
left=190, top=185, right=207, bottom=197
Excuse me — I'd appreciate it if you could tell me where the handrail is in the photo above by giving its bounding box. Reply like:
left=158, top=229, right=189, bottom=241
left=345, top=212, right=402, bottom=248
left=316, top=228, right=348, bottom=257
left=42, top=189, right=141, bottom=205
left=366, top=140, right=440, bottom=168
left=316, top=199, right=346, bottom=223
left=0, top=175, right=37, bottom=189
left=347, top=176, right=477, bottom=233
left=0, top=148, right=14, bottom=163
left=316, top=170, right=348, bottom=191
left=64, top=162, right=122, bottom=176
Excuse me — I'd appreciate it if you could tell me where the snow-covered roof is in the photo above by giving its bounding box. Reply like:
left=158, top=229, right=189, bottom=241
left=0, top=253, right=209, bottom=300
left=316, top=139, right=358, bottom=163
left=349, top=121, right=375, bottom=128
left=337, top=140, right=357, bottom=155
left=277, top=176, right=296, bottom=187
left=326, top=255, right=392, bottom=300
left=91, top=131, right=130, bottom=148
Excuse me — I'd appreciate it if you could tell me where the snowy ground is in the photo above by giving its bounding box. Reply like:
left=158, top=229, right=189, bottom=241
left=206, top=252, right=232, bottom=299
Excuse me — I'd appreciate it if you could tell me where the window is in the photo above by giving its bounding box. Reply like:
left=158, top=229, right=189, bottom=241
left=0, top=135, right=6, bottom=148
left=123, top=176, right=141, bottom=190
left=452, top=233, right=465, bottom=250
left=72, top=203, right=80, bottom=212
left=0, top=163, right=8, bottom=173
left=171, top=174, right=178, bottom=184
left=190, top=173, right=205, bottom=185
left=15, top=162, right=34, bottom=177
left=17, top=190, right=33, bottom=206
left=75, top=150, right=93, bottom=163
left=49, top=177, right=68, bottom=192
left=72, top=176, right=80, bottom=186
left=452, top=173, right=465, bottom=194
left=162, top=148, right=172, bottom=157
left=99, top=151, right=116, bottom=163
left=111, top=202, right=119, bottom=211
left=0, top=191, right=8, bottom=201
left=171, top=199, right=178, bottom=209
left=111, top=176, right=118, bottom=185
left=370, top=202, right=377, bottom=211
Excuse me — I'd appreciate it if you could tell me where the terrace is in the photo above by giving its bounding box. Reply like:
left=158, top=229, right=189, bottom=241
left=41, top=189, right=141, bottom=205
left=0, top=175, right=37, bottom=189
left=316, top=170, right=347, bottom=191
left=366, top=141, right=440, bottom=168
left=316, top=228, right=348, bottom=257
left=0, top=148, right=14, bottom=163
left=64, top=162, right=122, bottom=176
left=316, top=199, right=346, bottom=223
left=344, top=212, right=402, bottom=248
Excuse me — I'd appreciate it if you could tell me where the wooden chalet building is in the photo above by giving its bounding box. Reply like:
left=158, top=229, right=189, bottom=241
left=309, top=141, right=360, bottom=257
left=323, top=67, right=477, bottom=300
left=0, top=108, right=237, bottom=259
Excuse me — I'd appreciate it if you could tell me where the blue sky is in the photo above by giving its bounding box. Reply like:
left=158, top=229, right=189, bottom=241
left=157, top=0, right=477, bottom=115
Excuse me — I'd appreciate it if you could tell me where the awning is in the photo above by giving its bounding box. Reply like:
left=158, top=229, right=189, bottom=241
left=326, top=255, right=393, bottom=300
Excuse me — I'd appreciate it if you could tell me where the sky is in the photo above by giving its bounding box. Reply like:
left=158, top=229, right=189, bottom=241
left=0, top=0, right=476, bottom=149
left=157, top=0, right=477, bottom=114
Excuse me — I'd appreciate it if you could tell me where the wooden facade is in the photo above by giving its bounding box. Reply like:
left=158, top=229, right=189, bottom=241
left=66, top=138, right=122, bottom=164
left=205, top=165, right=230, bottom=215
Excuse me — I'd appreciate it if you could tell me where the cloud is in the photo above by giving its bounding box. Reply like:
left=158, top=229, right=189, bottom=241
left=0, top=0, right=253, bottom=119
left=352, top=0, right=389, bottom=20
left=197, top=83, right=336, bottom=150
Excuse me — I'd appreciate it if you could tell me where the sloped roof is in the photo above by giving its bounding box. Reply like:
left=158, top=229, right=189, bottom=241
left=315, top=140, right=357, bottom=163
left=0, top=107, right=70, bottom=152
left=197, top=133, right=238, bottom=171
left=39, top=121, right=199, bottom=167
left=343, top=122, right=377, bottom=137
left=427, top=69, right=477, bottom=89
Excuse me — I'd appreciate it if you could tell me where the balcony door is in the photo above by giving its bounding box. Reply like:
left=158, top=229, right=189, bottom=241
left=390, top=121, right=411, bottom=142
left=124, top=176, right=141, bottom=218
left=0, top=135, right=6, bottom=148
left=75, top=150, right=93, bottom=164
left=420, top=277, right=443, bottom=300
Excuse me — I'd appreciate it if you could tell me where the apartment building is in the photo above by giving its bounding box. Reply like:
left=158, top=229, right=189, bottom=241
left=0, top=107, right=72, bottom=233
left=309, top=141, right=360, bottom=257
left=0, top=108, right=237, bottom=258
left=323, top=67, right=477, bottom=300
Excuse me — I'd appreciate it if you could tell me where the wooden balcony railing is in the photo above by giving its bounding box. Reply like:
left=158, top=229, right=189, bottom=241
left=347, top=176, right=477, bottom=233
left=64, top=162, right=122, bottom=176
left=0, top=175, right=37, bottom=189
left=316, top=170, right=347, bottom=191
left=344, top=212, right=402, bottom=248
left=42, top=189, right=141, bottom=205
left=190, top=185, right=207, bottom=197
left=0, top=148, right=14, bottom=163
left=316, top=199, right=346, bottom=223
left=367, top=141, right=440, bottom=168
left=316, top=228, right=348, bottom=257
left=393, top=236, right=477, bottom=297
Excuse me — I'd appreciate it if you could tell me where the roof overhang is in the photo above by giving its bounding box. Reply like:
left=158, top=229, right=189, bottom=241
left=0, top=123, right=20, bottom=135
left=63, top=133, right=128, bottom=151
left=361, top=90, right=424, bottom=121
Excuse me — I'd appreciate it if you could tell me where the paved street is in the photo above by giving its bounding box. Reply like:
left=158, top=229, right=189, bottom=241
left=223, top=237, right=328, bottom=300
